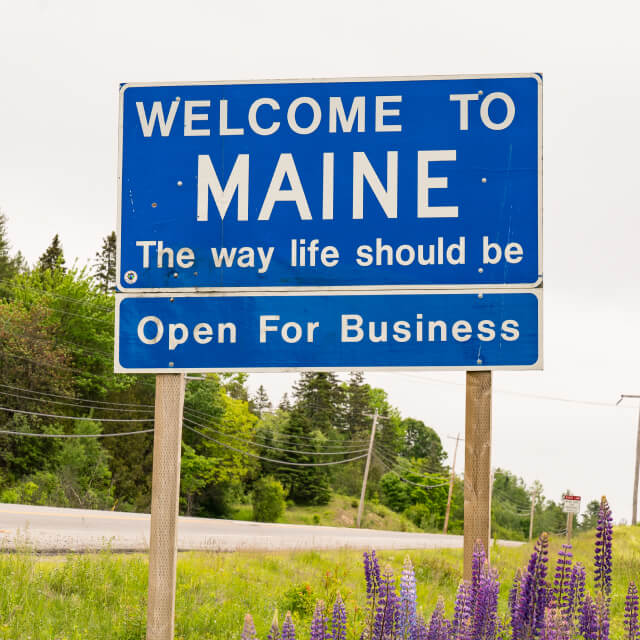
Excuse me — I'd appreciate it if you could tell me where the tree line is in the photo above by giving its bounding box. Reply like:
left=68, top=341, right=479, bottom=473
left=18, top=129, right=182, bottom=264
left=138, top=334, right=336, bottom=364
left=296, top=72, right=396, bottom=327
left=0, top=212, right=600, bottom=539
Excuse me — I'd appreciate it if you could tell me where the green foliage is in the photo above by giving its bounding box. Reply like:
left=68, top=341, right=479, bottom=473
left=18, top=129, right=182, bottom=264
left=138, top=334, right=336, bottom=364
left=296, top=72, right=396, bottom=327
left=37, top=233, right=65, bottom=272
left=251, top=476, right=286, bottom=522
left=92, top=231, right=116, bottom=293
left=401, top=418, right=446, bottom=470
left=281, top=582, right=316, bottom=616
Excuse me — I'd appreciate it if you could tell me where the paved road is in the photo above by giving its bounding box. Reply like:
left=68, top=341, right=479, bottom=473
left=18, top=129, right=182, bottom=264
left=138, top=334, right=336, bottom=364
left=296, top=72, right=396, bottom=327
left=0, top=503, right=522, bottom=553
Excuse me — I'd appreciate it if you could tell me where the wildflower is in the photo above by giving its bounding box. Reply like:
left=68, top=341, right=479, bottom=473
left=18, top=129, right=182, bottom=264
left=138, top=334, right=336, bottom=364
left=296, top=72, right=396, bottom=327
left=372, top=564, right=399, bottom=640
left=282, top=611, right=296, bottom=640
left=427, top=597, right=452, bottom=640
left=310, top=601, right=328, bottom=640
left=363, top=551, right=382, bottom=639
left=471, top=539, right=487, bottom=611
left=399, top=556, right=417, bottom=639
left=552, top=544, right=572, bottom=609
left=331, top=593, right=347, bottom=640
left=624, top=582, right=639, bottom=640
left=267, top=611, right=281, bottom=640
left=452, top=580, right=472, bottom=640
left=242, top=613, right=258, bottom=640
left=472, top=565, right=499, bottom=640
left=579, top=594, right=598, bottom=640
left=508, top=569, right=523, bottom=627
left=512, top=532, right=549, bottom=640
left=594, top=496, right=613, bottom=601
left=541, top=608, right=570, bottom=640
left=564, top=562, right=586, bottom=630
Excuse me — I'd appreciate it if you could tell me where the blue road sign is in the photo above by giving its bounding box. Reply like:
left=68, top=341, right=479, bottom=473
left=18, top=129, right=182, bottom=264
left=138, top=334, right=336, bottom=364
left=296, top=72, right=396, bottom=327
left=115, top=291, right=541, bottom=372
left=117, top=75, right=541, bottom=292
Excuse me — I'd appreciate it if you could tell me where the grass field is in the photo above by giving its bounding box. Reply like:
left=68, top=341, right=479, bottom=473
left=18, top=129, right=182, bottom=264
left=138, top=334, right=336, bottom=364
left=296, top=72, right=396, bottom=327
left=230, top=494, right=421, bottom=533
left=0, top=527, right=637, bottom=639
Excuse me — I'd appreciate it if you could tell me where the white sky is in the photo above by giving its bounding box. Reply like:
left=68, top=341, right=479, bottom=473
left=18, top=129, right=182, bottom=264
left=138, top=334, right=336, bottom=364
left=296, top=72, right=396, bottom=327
left=1, top=0, right=638, bottom=521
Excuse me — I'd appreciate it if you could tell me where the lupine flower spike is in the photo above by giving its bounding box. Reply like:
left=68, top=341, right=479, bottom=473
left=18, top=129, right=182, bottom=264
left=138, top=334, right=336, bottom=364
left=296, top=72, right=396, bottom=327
left=399, top=556, right=417, bottom=639
left=310, top=600, right=328, bottom=640
left=552, top=544, right=573, bottom=609
left=427, top=597, right=451, bottom=640
left=331, top=593, right=347, bottom=640
left=579, top=594, right=598, bottom=640
left=541, top=608, right=571, bottom=640
left=267, top=611, right=281, bottom=640
left=565, top=562, right=586, bottom=630
left=282, top=611, right=296, bottom=640
left=241, top=613, right=258, bottom=640
left=373, top=564, right=399, bottom=640
left=624, top=582, right=639, bottom=640
left=594, top=496, right=613, bottom=601
left=512, top=532, right=549, bottom=640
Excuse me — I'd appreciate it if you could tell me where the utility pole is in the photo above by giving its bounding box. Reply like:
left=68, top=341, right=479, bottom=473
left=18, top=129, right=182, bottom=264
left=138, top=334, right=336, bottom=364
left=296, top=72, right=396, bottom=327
left=357, top=409, right=379, bottom=528
left=443, top=433, right=462, bottom=534
left=528, top=486, right=538, bottom=542
left=617, top=394, right=640, bottom=525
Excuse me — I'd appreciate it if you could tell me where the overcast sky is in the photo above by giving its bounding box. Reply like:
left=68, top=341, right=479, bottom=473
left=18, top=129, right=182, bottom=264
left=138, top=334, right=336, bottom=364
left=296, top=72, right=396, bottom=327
left=1, top=0, right=638, bottom=522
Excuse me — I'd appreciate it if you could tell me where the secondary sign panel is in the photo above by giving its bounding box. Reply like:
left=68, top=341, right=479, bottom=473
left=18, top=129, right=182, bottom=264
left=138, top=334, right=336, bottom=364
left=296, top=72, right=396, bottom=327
left=562, top=495, right=581, bottom=514
left=115, top=290, right=541, bottom=372
left=117, top=74, right=541, bottom=291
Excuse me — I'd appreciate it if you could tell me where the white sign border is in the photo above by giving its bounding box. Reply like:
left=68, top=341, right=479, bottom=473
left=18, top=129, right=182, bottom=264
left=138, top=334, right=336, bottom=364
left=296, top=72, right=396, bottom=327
left=116, top=73, right=543, bottom=293
left=114, top=287, right=543, bottom=374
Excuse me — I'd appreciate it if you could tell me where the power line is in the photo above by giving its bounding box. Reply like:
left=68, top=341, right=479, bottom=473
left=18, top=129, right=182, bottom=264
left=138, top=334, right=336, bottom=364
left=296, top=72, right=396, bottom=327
left=183, top=423, right=368, bottom=467
left=182, top=415, right=368, bottom=456
left=0, top=427, right=153, bottom=438
left=0, top=405, right=154, bottom=423
left=0, top=382, right=153, bottom=409
left=0, top=389, right=154, bottom=415
left=370, top=372, right=617, bottom=408
left=374, top=445, right=449, bottom=480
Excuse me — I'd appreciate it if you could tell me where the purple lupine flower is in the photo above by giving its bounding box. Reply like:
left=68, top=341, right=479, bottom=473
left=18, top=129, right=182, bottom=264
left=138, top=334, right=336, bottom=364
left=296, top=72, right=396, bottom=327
left=509, top=569, right=523, bottom=627
left=594, top=592, right=610, bottom=640
left=267, top=611, right=281, bottom=640
left=310, top=601, right=328, bottom=640
left=372, top=564, right=399, bottom=640
left=415, top=615, right=429, bottom=640
left=594, top=496, right=613, bottom=600
left=331, top=593, right=347, bottom=640
left=242, top=613, right=258, bottom=640
left=579, top=594, right=598, bottom=640
left=282, top=612, right=296, bottom=640
left=399, top=556, right=417, bottom=640
left=552, top=544, right=573, bottom=609
left=540, top=608, right=571, bottom=640
left=452, top=580, right=473, bottom=640
left=565, top=562, right=586, bottom=627
left=511, top=532, right=549, bottom=640
left=427, top=598, right=452, bottom=640
left=363, top=551, right=382, bottom=639
left=471, top=539, right=487, bottom=611
left=472, top=565, right=500, bottom=640
left=624, top=582, right=639, bottom=640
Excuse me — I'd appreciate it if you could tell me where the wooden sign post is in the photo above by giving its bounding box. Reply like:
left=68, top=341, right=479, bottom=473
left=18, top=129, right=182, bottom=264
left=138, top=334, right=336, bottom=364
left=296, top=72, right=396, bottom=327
left=463, top=371, right=492, bottom=581
left=146, top=374, right=185, bottom=640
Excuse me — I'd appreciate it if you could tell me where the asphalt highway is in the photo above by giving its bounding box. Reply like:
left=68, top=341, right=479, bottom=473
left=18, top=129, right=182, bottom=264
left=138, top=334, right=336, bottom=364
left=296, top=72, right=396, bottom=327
left=0, top=503, right=522, bottom=553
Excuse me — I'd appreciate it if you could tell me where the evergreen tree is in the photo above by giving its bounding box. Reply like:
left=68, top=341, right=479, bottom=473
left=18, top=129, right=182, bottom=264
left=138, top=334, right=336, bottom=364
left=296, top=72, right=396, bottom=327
left=293, top=372, right=345, bottom=434
left=252, top=384, right=272, bottom=417
left=279, top=392, right=292, bottom=412
left=275, top=407, right=331, bottom=505
left=344, top=371, right=372, bottom=438
left=37, top=234, right=65, bottom=272
left=93, top=231, right=116, bottom=292
left=0, top=213, right=25, bottom=288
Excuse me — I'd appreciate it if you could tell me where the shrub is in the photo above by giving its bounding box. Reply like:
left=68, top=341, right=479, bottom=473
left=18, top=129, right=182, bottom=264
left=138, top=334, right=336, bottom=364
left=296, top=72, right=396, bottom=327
left=251, top=476, right=286, bottom=523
